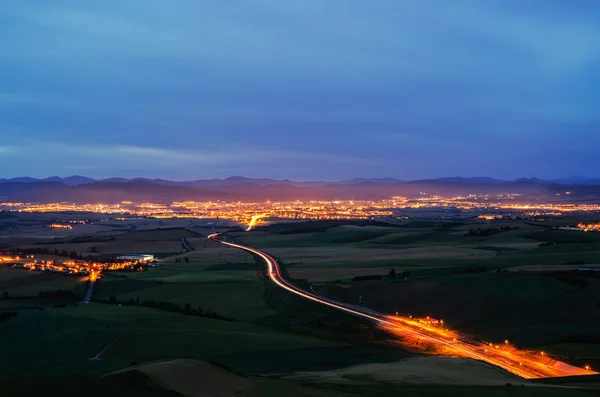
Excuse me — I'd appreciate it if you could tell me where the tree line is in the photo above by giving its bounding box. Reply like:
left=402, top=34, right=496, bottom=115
left=464, top=226, right=518, bottom=237
left=96, top=295, right=232, bottom=321
left=352, top=268, right=410, bottom=281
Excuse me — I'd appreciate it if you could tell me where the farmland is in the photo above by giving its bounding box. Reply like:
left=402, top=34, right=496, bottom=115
left=2, top=213, right=600, bottom=395
left=236, top=218, right=600, bottom=374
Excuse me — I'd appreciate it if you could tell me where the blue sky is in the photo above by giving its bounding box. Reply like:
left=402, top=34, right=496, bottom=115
left=1, top=0, right=599, bottom=180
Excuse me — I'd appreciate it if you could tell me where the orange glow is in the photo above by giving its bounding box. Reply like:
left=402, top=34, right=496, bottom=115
left=89, top=271, right=100, bottom=282
left=575, top=223, right=600, bottom=232
left=8, top=257, right=149, bottom=277
left=2, top=194, right=600, bottom=229
left=48, top=223, right=73, bottom=229
left=246, top=214, right=266, bottom=231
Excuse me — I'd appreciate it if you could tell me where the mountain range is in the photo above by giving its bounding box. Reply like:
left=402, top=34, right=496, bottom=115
left=1, top=175, right=600, bottom=203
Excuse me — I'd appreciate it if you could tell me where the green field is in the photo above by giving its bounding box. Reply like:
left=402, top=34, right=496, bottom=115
left=0, top=266, right=87, bottom=297
left=56, top=303, right=344, bottom=369
left=91, top=260, right=274, bottom=321
left=237, top=220, right=600, bottom=370
left=3, top=217, right=600, bottom=395
left=0, top=309, right=121, bottom=378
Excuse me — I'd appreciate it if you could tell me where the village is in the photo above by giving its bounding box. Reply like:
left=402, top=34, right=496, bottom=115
left=1, top=254, right=158, bottom=277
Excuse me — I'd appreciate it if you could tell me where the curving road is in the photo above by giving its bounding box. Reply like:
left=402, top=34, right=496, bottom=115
left=208, top=233, right=595, bottom=379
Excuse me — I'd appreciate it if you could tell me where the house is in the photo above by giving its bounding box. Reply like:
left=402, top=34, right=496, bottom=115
left=116, top=254, right=155, bottom=262
left=578, top=266, right=600, bottom=272
left=417, top=316, right=440, bottom=326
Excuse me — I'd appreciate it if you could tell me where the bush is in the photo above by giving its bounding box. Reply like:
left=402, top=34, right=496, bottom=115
left=352, top=275, right=383, bottom=281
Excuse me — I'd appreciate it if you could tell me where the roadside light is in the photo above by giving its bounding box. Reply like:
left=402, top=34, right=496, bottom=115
left=519, top=363, right=523, bottom=366
left=505, top=340, right=509, bottom=345
left=585, top=365, right=590, bottom=371
left=541, top=351, right=544, bottom=356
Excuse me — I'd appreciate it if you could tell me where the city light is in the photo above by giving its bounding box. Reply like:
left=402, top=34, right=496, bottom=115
left=2, top=194, right=600, bottom=230
left=6, top=257, right=151, bottom=276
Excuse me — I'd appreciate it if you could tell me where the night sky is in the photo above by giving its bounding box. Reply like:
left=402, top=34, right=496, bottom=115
left=1, top=1, right=599, bottom=181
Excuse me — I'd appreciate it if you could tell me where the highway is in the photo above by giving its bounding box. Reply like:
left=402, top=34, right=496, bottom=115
left=208, top=233, right=596, bottom=379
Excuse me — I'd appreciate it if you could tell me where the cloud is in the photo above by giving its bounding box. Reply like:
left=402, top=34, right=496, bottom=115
left=1, top=1, right=599, bottom=179
left=0, top=141, right=369, bottom=176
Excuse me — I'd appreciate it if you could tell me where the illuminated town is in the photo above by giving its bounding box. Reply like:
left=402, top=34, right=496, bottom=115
left=2, top=194, right=600, bottom=228
left=5, top=257, right=153, bottom=278
left=575, top=222, right=600, bottom=232
left=48, top=223, right=73, bottom=229
left=558, top=223, right=600, bottom=232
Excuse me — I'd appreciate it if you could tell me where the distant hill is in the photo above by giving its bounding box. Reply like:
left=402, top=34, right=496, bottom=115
left=43, top=175, right=97, bottom=186
left=0, top=180, right=242, bottom=204
left=2, top=175, right=600, bottom=203
left=3, top=175, right=600, bottom=187
left=431, top=177, right=508, bottom=185
left=341, top=177, right=404, bottom=184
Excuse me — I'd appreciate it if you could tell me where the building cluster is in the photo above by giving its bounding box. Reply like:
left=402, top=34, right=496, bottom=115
left=7, top=257, right=156, bottom=277
left=576, top=223, right=600, bottom=232
left=578, top=266, right=600, bottom=272
left=47, top=223, right=73, bottom=229
left=417, top=316, right=441, bottom=326
left=1, top=195, right=600, bottom=229
left=116, top=254, right=155, bottom=262
left=558, top=223, right=600, bottom=232
left=478, top=214, right=503, bottom=220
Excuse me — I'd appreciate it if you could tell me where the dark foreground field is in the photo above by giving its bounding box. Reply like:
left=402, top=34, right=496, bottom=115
left=2, top=216, right=600, bottom=396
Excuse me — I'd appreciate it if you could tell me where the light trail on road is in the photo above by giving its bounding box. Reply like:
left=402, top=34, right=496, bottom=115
left=246, top=214, right=266, bottom=231
left=208, top=233, right=596, bottom=379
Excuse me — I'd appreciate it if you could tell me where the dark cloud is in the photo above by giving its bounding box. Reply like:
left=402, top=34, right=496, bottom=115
left=1, top=0, right=599, bottom=179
